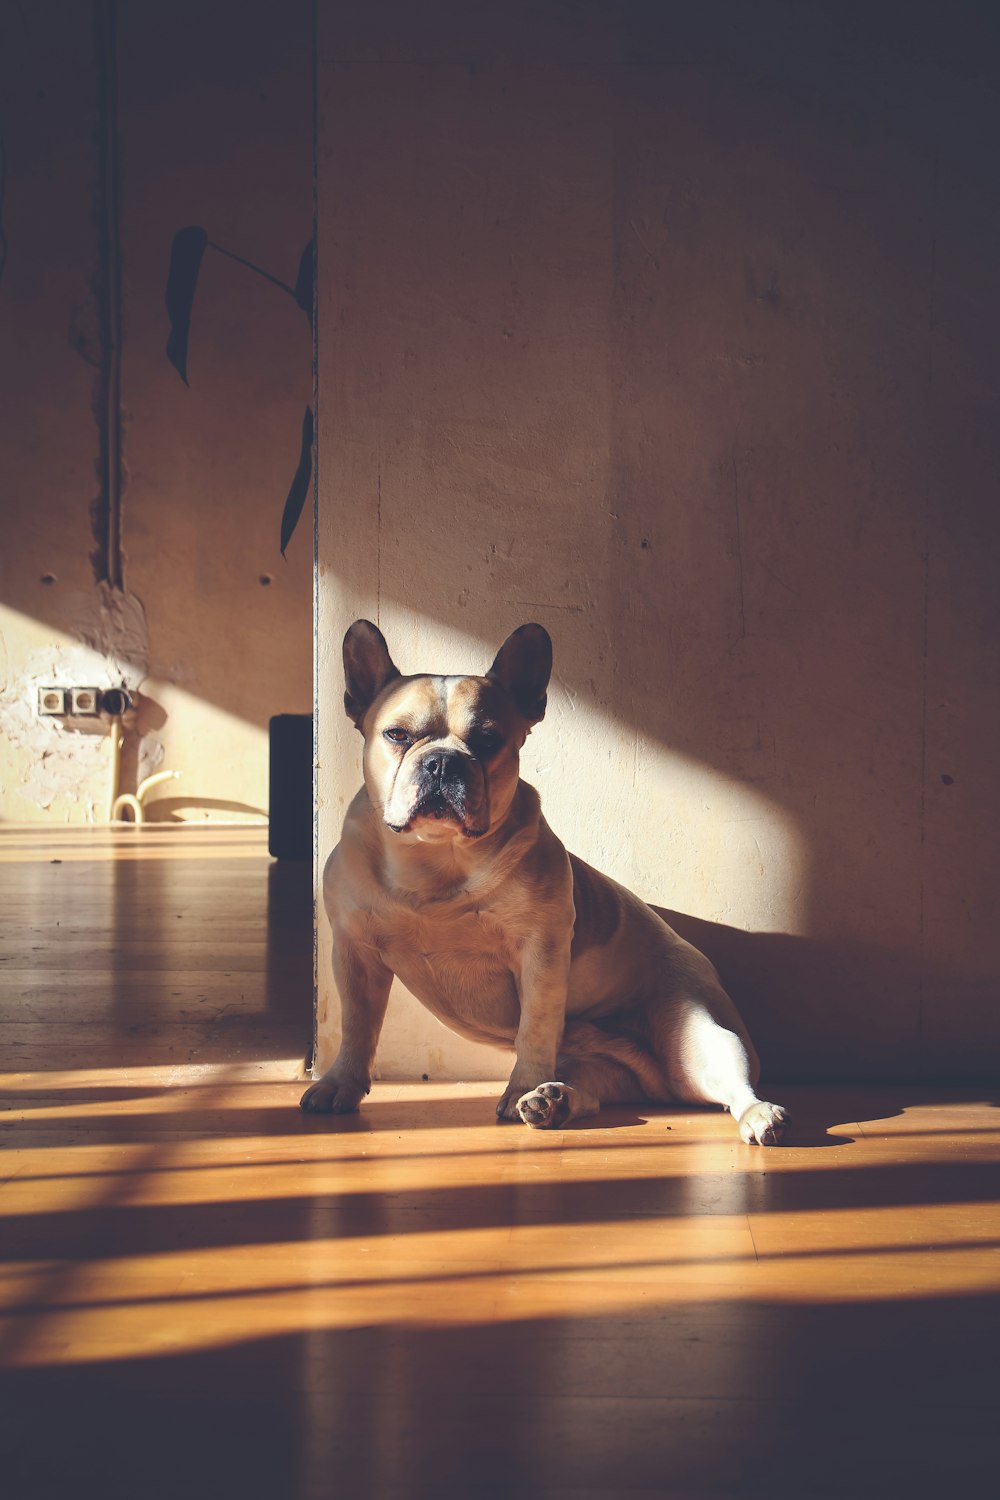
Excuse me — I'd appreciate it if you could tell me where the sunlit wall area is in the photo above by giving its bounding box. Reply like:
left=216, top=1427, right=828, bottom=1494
left=315, top=3, right=1000, bottom=1081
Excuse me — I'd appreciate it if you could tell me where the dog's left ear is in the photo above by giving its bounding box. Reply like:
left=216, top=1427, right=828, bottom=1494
left=487, top=623, right=552, bottom=725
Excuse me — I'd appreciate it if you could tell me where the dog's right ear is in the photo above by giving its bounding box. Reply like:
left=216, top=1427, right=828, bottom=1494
left=343, top=620, right=400, bottom=729
left=488, top=623, right=552, bottom=725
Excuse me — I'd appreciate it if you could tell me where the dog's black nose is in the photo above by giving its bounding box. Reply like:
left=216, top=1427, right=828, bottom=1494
left=423, top=749, right=462, bottom=783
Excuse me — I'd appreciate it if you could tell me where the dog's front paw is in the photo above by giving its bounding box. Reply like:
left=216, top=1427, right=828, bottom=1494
left=516, top=1081, right=574, bottom=1129
left=495, top=1082, right=528, bottom=1122
left=299, top=1078, right=366, bottom=1115
left=738, top=1100, right=789, bottom=1146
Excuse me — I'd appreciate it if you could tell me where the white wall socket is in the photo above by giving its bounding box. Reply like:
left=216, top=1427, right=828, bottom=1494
left=36, top=687, right=105, bottom=717
left=37, top=687, right=68, bottom=716
left=69, top=688, right=101, bottom=716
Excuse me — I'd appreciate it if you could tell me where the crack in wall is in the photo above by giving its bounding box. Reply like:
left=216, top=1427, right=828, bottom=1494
left=0, top=136, right=9, bottom=289
left=731, top=443, right=746, bottom=646
left=915, top=154, right=940, bottom=1056
left=89, top=0, right=125, bottom=591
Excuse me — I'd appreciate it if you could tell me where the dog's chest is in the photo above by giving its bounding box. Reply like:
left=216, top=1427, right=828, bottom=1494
left=371, top=899, right=518, bottom=1012
left=375, top=899, right=510, bottom=965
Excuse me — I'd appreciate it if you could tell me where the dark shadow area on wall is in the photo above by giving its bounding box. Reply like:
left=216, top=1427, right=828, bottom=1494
left=655, top=908, right=997, bottom=1087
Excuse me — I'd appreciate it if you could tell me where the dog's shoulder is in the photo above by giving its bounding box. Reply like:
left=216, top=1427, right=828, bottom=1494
left=323, top=789, right=391, bottom=918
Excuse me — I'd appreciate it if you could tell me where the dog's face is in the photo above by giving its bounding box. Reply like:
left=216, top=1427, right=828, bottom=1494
left=342, top=621, right=552, bottom=843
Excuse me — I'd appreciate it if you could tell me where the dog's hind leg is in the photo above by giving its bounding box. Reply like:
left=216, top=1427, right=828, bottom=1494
left=666, top=999, right=788, bottom=1146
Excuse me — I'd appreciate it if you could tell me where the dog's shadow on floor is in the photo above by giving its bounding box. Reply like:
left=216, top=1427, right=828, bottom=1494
left=568, top=1109, right=651, bottom=1132
left=574, top=1103, right=855, bottom=1146
left=778, top=1123, right=857, bottom=1148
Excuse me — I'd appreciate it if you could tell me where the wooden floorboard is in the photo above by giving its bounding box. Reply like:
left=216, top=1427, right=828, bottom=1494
left=1, top=827, right=998, bottom=1498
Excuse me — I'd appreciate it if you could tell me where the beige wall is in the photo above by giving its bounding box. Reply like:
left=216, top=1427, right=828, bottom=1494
left=0, top=1, right=312, bottom=824
left=316, top=2, right=1000, bottom=1082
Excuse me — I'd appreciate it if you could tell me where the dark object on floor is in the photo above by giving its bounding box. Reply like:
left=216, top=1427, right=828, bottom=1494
left=269, top=713, right=312, bottom=861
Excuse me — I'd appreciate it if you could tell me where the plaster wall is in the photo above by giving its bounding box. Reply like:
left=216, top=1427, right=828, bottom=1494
left=0, top=1, right=312, bottom=824
left=316, top=2, right=1000, bottom=1082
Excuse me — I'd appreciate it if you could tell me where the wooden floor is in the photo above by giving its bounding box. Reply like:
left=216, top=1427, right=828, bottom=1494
left=1, top=828, right=998, bottom=1499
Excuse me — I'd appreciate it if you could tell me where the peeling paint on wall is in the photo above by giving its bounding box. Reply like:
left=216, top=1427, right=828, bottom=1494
left=0, top=586, right=160, bottom=817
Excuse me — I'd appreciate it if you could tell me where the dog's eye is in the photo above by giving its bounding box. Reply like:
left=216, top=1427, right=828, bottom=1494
left=471, top=729, right=503, bottom=758
left=382, top=727, right=412, bottom=748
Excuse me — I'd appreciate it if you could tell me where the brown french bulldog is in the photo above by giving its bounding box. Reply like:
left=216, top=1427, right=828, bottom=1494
left=301, top=621, right=787, bottom=1143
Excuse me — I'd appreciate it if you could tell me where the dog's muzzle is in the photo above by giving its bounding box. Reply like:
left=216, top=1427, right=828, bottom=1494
left=385, top=747, right=489, bottom=837
left=415, top=748, right=469, bottom=819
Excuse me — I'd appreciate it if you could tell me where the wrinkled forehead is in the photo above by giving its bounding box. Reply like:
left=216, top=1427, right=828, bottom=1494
left=374, top=675, right=509, bottom=737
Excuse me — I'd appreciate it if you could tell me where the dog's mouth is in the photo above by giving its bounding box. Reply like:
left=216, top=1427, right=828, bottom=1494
left=414, top=790, right=459, bottom=823
left=386, top=791, right=486, bottom=839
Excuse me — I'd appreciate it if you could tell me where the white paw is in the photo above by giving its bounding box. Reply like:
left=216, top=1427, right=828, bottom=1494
left=738, top=1100, right=789, bottom=1146
left=516, top=1081, right=574, bottom=1129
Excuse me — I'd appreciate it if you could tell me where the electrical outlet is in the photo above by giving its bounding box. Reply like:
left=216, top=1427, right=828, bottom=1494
left=69, top=687, right=101, bottom=717
left=38, top=687, right=68, bottom=716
